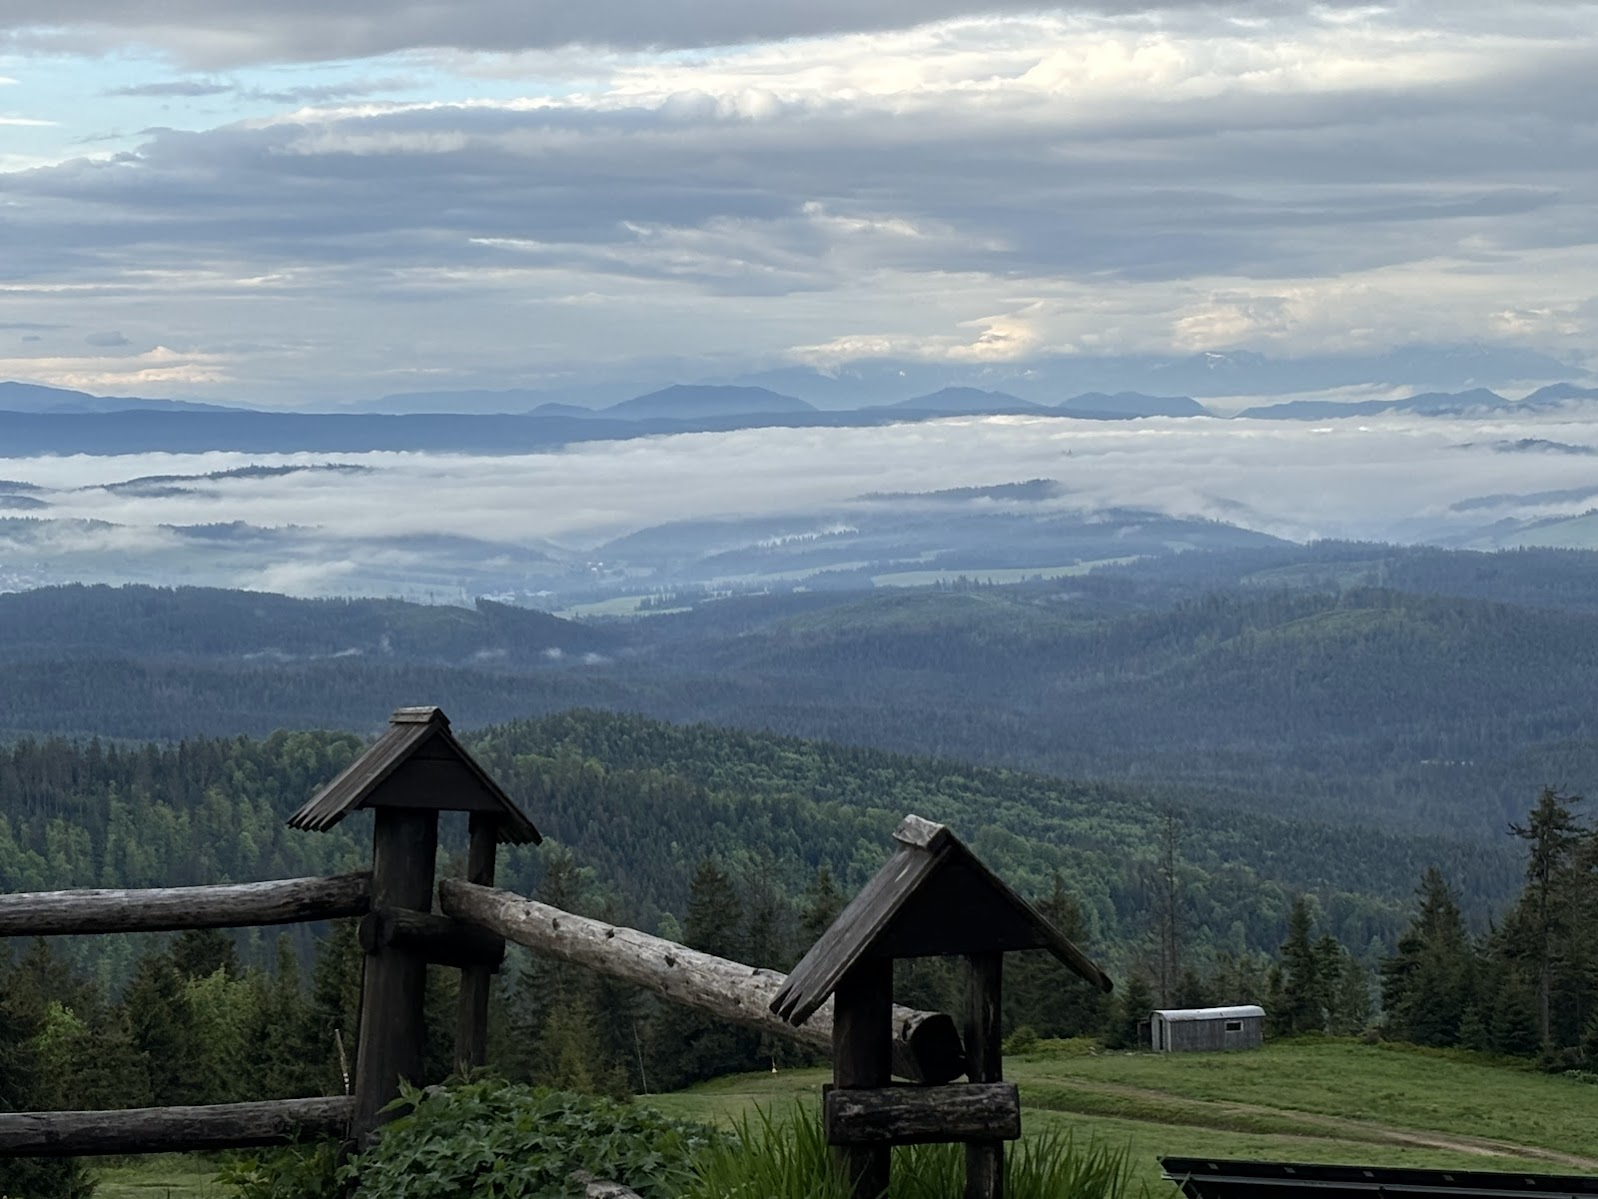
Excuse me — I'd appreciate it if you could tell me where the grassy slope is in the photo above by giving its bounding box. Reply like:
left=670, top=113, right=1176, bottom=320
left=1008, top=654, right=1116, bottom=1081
left=647, top=1040, right=1598, bottom=1195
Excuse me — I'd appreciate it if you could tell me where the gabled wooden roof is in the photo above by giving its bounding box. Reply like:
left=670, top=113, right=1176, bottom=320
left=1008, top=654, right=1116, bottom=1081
left=770, top=814, right=1113, bottom=1027
left=287, top=706, right=541, bottom=845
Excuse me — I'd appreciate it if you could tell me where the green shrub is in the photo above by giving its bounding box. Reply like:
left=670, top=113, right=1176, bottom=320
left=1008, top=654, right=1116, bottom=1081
left=221, top=1080, right=722, bottom=1199
left=684, top=1103, right=1135, bottom=1199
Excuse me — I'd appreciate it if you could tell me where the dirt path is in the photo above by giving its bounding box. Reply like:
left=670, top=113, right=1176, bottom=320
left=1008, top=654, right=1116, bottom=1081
left=1038, top=1078, right=1598, bottom=1172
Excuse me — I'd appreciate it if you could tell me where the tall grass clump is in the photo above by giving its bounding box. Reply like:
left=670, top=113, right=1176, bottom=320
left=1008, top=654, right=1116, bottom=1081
left=684, top=1104, right=1137, bottom=1199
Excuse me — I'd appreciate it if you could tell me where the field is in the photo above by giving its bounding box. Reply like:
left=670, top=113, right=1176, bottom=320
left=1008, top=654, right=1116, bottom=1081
left=88, top=1039, right=1598, bottom=1197
left=646, top=1039, right=1598, bottom=1194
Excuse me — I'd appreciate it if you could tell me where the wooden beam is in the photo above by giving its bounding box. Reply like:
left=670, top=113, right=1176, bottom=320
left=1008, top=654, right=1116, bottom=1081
left=0, top=873, right=371, bottom=938
left=438, top=880, right=966, bottom=1084
left=0, top=1097, right=352, bottom=1157
left=352, top=809, right=438, bottom=1144
left=825, top=1082, right=1021, bottom=1146
left=358, top=907, right=505, bottom=972
left=833, top=959, right=893, bottom=1199
left=455, top=814, right=499, bottom=1071
left=965, top=952, right=1005, bottom=1199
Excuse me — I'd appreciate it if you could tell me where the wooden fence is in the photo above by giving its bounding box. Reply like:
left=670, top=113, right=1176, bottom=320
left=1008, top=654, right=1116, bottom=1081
left=0, top=707, right=972, bottom=1162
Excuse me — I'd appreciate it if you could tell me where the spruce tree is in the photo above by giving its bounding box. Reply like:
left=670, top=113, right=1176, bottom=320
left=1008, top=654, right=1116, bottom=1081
left=1277, top=897, right=1322, bottom=1034
left=1507, top=787, right=1588, bottom=1048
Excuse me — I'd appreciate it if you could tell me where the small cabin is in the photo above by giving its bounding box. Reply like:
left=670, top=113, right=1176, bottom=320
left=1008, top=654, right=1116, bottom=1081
left=1150, top=1005, right=1264, bottom=1053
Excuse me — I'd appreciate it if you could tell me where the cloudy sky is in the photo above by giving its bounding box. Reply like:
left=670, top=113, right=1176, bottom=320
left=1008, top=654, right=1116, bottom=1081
left=2, top=1, right=1596, bottom=406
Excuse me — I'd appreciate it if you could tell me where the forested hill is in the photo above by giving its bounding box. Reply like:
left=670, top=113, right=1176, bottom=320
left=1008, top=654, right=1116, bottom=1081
left=7, top=557, right=1598, bottom=844
left=0, top=710, right=1515, bottom=986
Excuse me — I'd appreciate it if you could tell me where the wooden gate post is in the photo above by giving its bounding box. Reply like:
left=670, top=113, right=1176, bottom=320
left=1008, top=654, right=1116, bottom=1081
left=771, top=816, right=1115, bottom=1199
left=351, top=807, right=438, bottom=1143
left=454, top=813, right=499, bottom=1071
left=287, top=706, right=542, bottom=1147
left=832, top=959, right=893, bottom=1199
left=965, top=952, right=1004, bottom=1199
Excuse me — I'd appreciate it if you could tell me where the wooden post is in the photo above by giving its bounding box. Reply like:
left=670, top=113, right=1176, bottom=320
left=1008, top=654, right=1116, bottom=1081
left=351, top=808, right=438, bottom=1144
left=965, top=952, right=1004, bottom=1199
left=454, top=814, right=498, bottom=1071
left=833, top=959, right=892, bottom=1199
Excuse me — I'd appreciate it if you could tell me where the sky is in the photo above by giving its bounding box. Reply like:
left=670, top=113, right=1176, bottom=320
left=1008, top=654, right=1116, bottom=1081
left=2, top=1, right=1597, bottom=406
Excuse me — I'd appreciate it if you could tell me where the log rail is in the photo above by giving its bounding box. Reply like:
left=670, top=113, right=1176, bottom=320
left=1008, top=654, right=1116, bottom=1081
left=0, top=873, right=373, bottom=1158
left=0, top=873, right=372, bottom=937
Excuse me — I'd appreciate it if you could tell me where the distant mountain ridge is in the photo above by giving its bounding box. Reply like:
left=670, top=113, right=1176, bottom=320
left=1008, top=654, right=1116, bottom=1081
left=0, top=381, right=235, bottom=414
left=1237, top=387, right=1598, bottom=420
left=1058, top=392, right=1211, bottom=418
left=887, top=387, right=1046, bottom=414
left=600, top=384, right=814, bottom=419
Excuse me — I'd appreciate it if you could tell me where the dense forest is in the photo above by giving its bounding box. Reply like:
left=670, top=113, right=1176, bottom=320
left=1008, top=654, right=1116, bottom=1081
left=0, top=724, right=1582, bottom=1196
left=6, top=542, right=1598, bottom=849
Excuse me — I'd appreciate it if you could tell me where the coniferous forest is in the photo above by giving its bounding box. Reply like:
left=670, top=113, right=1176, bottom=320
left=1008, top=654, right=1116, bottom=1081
left=3, top=542, right=1598, bottom=1194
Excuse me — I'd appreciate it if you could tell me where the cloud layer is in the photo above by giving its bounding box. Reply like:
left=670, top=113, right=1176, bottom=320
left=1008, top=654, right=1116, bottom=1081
left=1, top=4, right=1596, bottom=402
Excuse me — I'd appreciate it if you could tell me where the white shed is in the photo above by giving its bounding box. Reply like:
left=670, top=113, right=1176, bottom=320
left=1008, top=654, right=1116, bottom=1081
left=1150, top=1005, right=1265, bottom=1052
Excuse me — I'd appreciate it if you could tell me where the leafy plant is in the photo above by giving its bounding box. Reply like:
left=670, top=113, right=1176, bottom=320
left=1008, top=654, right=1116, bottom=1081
left=344, top=1079, right=722, bottom=1199
left=219, top=1139, right=344, bottom=1199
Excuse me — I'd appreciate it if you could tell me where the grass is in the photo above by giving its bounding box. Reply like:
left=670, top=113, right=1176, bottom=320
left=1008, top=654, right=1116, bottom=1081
left=93, top=1154, right=221, bottom=1199
left=649, top=1038, right=1598, bottom=1195
left=89, top=1040, right=1598, bottom=1198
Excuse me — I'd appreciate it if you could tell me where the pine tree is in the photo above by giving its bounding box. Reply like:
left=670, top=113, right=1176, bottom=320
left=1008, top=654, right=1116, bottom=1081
left=1507, top=787, right=1588, bottom=1048
left=799, top=866, right=845, bottom=949
left=1380, top=867, right=1472, bottom=1046
left=170, top=928, right=240, bottom=981
left=122, top=951, right=204, bottom=1105
left=1106, top=974, right=1154, bottom=1050
left=1276, top=897, right=1322, bottom=1035
left=1008, top=875, right=1111, bottom=1038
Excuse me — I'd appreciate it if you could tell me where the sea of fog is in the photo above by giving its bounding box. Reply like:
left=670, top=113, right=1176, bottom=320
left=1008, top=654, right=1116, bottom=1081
left=3, top=412, right=1598, bottom=597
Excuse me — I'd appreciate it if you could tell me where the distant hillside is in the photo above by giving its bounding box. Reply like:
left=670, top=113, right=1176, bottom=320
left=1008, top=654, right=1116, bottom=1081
left=0, top=380, right=232, bottom=414
left=1525, top=382, right=1598, bottom=404
left=603, top=385, right=814, bottom=419
left=0, top=585, right=615, bottom=663
left=887, top=387, right=1045, bottom=413
left=1058, top=391, right=1210, bottom=418
left=1240, top=389, right=1514, bottom=420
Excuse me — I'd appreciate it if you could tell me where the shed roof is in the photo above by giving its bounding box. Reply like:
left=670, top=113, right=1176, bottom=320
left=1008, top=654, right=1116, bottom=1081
left=287, top=706, right=541, bottom=844
left=1153, top=1006, right=1265, bottom=1023
left=769, top=814, right=1113, bottom=1028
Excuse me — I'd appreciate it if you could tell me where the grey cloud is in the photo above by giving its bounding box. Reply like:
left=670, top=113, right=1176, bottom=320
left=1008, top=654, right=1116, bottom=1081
left=84, top=330, right=131, bottom=346
left=108, top=79, right=232, bottom=97
left=8, top=48, right=1597, bottom=295
left=0, top=0, right=1384, bottom=66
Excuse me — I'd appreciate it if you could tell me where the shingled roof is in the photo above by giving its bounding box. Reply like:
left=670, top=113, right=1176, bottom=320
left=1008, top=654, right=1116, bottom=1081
left=770, top=814, right=1113, bottom=1027
left=287, top=706, right=541, bottom=845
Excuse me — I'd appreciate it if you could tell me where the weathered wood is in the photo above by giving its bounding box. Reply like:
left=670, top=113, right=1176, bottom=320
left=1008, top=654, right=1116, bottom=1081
left=0, top=873, right=371, bottom=938
left=439, top=880, right=966, bottom=1083
left=358, top=906, right=505, bottom=971
left=833, top=960, right=892, bottom=1199
left=0, top=1096, right=352, bottom=1157
left=288, top=707, right=540, bottom=844
left=352, top=808, right=438, bottom=1144
left=965, top=952, right=1005, bottom=1199
left=825, top=1082, right=1021, bottom=1146
left=772, top=815, right=1113, bottom=1032
left=455, top=813, right=499, bottom=1071
left=892, top=814, right=951, bottom=852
